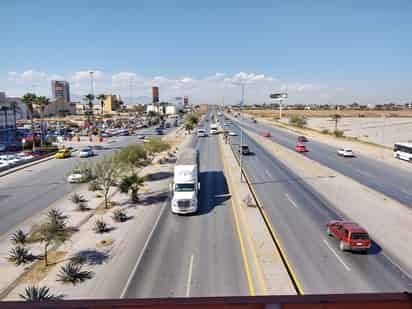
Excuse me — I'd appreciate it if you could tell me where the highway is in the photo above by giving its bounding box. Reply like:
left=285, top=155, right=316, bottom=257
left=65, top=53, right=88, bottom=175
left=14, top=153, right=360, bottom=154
left=225, top=118, right=412, bottom=294
left=231, top=117, right=412, bottom=208
left=0, top=126, right=172, bottom=236
left=124, top=123, right=249, bottom=298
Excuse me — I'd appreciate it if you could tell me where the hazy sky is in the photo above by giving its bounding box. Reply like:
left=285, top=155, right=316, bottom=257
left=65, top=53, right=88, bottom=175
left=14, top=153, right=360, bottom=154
left=1, top=0, right=412, bottom=105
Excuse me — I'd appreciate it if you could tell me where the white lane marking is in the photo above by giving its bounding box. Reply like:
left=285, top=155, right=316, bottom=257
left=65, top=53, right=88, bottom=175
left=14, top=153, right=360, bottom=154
left=120, top=200, right=168, bottom=298
left=264, top=169, right=272, bottom=178
left=186, top=254, right=194, bottom=297
left=382, top=252, right=412, bottom=279
left=323, top=239, right=351, bottom=271
left=285, top=194, right=299, bottom=209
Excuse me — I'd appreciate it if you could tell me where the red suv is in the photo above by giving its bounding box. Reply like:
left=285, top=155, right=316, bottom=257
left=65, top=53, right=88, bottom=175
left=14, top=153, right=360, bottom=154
left=295, top=143, right=307, bottom=153
left=327, top=220, right=371, bottom=253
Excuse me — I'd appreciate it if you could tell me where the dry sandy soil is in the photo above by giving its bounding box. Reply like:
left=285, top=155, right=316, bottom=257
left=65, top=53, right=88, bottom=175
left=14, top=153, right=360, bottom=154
left=245, top=109, right=412, bottom=118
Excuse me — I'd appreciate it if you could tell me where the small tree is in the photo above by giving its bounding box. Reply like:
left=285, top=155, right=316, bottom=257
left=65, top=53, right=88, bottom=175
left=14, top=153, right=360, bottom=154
left=119, top=174, right=144, bottom=202
left=115, top=144, right=147, bottom=174
left=331, top=114, right=342, bottom=131
left=91, top=155, right=120, bottom=209
left=289, top=115, right=307, bottom=128
left=8, top=246, right=34, bottom=265
left=38, top=219, right=70, bottom=266
left=11, top=229, right=27, bottom=245
left=185, top=121, right=194, bottom=133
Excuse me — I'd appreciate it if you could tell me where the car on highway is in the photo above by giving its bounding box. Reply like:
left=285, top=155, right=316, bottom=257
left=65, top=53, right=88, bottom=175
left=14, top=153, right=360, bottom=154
left=155, top=127, right=164, bottom=135
left=197, top=128, right=207, bottom=137
left=264, top=131, right=271, bottom=138
left=295, top=143, right=307, bottom=153
left=137, top=134, right=146, bottom=140
left=239, top=145, right=250, bottom=155
left=67, top=168, right=89, bottom=183
left=79, top=147, right=94, bottom=158
left=229, top=131, right=237, bottom=136
left=326, top=220, right=371, bottom=252
left=55, top=148, right=71, bottom=159
left=297, top=135, right=308, bottom=142
left=337, top=148, right=355, bottom=157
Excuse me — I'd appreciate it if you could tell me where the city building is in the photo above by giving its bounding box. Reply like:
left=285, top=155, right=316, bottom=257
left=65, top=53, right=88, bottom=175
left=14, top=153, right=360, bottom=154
left=51, top=80, right=70, bottom=102
left=41, top=98, right=76, bottom=117
left=103, top=94, right=122, bottom=113
left=145, top=102, right=182, bottom=115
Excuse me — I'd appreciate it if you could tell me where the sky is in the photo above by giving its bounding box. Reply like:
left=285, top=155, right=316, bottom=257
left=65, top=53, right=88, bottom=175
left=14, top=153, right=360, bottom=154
left=1, top=0, right=412, bottom=105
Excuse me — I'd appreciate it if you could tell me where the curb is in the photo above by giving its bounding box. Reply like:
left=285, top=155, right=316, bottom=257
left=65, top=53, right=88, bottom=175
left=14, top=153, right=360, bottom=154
left=0, top=152, right=57, bottom=178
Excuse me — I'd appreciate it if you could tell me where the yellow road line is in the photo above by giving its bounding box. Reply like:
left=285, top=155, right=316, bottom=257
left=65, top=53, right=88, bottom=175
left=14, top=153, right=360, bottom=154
left=243, top=170, right=305, bottom=295
left=218, top=137, right=255, bottom=296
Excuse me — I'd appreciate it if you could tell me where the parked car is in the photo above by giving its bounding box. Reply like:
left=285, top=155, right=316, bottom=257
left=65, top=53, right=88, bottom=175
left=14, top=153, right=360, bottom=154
left=79, top=147, right=94, bottom=158
left=197, top=128, right=207, bottom=137
left=297, top=135, right=308, bottom=142
left=239, top=145, right=250, bottom=155
left=264, top=131, right=271, bottom=138
left=337, top=148, right=354, bottom=157
left=295, top=143, right=307, bottom=153
left=55, top=148, right=71, bottom=159
left=0, top=144, right=6, bottom=152
left=229, top=131, right=237, bottom=136
left=326, top=220, right=371, bottom=253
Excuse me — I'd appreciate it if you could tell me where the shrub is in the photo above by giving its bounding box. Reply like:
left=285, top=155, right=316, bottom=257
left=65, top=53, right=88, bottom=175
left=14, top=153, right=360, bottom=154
left=112, top=209, right=128, bottom=222
left=321, top=129, right=330, bottom=134
left=19, top=286, right=63, bottom=301
left=289, top=115, right=307, bottom=128
left=47, top=209, right=65, bottom=225
left=333, top=130, right=344, bottom=137
left=70, top=193, right=86, bottom=205
left=8, top=246, right=34, bottom=265
left=57, top=262, right=92, bottom=285
left=11, top=229, right=27, bottom=245
left=93, top=219, right=108, bottom=234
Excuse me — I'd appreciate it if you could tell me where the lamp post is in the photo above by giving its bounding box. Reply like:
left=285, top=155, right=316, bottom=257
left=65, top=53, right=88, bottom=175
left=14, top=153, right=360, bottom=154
left=239, top=83, right=245, bottom=183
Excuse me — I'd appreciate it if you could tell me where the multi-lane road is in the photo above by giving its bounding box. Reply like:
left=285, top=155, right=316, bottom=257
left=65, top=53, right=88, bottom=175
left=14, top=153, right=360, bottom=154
left=0, top=126, right=172, bottom=236
left=231, top=116, right=412, bottom=208
left=224, top=116, right=412, bottom=294
left=124, top=123, right=249, bottom=297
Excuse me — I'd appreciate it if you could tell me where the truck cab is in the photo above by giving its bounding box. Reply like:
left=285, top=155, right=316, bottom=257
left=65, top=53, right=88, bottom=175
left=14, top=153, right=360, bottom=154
left=171, top=149, right=200, bottom=214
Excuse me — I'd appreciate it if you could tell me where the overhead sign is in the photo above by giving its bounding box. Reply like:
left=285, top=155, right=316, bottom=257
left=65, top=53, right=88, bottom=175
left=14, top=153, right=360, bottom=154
left=270, top=93, right=288, bottom=99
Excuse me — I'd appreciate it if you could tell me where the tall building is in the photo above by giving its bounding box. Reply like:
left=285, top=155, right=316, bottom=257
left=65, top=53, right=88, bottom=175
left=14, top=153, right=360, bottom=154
left=51, top=80, right=70, bottom=102
left=103, top=94, right=121, bottom=113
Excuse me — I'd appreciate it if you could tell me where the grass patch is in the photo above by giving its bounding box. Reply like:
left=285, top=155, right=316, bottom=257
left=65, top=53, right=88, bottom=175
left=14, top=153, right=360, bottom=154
left=20, top=251, right=67, bottom=284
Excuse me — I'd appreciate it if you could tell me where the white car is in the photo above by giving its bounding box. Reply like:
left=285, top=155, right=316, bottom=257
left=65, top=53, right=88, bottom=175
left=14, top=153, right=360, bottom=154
left=197, top=128, right=207, bottom=137
left=67, top=169, right=88, bottom=183
left=0, top=161, right=10, bottom=168
left=79, top=148, right=94, bottom=158
left=229, top=131, right=237, bottom=136
left=337, top=148, right=354, bottom=157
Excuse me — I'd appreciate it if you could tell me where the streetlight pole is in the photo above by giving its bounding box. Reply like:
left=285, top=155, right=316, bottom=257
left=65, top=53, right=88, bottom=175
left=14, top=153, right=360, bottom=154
left=240, top=83, right=245, bottom=183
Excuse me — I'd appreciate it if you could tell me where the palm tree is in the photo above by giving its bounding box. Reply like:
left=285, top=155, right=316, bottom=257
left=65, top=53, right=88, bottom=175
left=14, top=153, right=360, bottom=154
left=331, top=114, right=342, bottom=131
left=96, top=94, right=106, bottom=116
left=83, top=94, right=95, bottom=130
left=35, top=96, right=50, bottom=148
left=22, top=93, right=37, bottom=151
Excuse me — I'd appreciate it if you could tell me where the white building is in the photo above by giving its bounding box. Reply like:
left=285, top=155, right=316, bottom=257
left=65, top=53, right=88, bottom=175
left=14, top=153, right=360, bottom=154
left=146, top=103, right=182, bottom=115
left=0, top=92, right=28, bottom=127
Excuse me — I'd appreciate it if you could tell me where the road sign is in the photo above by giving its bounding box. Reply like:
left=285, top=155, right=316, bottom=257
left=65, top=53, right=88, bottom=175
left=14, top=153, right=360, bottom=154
left=270, top=93, right=288, bottom=99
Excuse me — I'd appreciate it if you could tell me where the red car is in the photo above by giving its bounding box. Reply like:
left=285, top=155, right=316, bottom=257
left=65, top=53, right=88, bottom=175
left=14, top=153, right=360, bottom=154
left=327, top=220, right=371, bottom=252
left=295, top=143, right=307, bottom=153
left=264, top=131, right=271, bottom=138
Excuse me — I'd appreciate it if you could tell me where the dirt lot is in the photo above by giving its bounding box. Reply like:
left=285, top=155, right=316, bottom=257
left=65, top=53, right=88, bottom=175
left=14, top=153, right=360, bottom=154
left=245, top=109, right=412, bottom=118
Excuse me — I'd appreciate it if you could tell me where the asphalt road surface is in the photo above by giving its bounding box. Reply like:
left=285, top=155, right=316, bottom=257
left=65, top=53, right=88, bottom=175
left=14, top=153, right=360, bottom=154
left=225, top=118, right=412, bottom=294
left=124, top=123, right=249, bottom=298
left=0, top=126, right=173, bottom=236
left=230, top=116, right=412, bottom=208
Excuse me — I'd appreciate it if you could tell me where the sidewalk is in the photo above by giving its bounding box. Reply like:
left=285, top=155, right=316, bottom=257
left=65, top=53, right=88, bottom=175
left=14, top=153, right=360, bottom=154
left=217, top=133, right=296, bottom=295
left=244, top=126, right=412, bottom=277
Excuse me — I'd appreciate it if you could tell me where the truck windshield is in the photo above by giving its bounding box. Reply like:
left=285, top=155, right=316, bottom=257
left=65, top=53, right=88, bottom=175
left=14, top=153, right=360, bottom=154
left=175, top=183, right=195, bottom=192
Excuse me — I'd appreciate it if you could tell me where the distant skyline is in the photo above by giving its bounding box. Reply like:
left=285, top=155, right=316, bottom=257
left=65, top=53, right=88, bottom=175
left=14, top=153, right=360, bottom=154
left=1, top=0, right=412, bottom=105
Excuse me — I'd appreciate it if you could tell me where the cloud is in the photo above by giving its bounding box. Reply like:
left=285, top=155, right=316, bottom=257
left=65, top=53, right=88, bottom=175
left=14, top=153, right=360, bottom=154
left=224, top=72, right=275, bottom=85
left=281, top=83, right=326, bottom=92
left=7, top=70, right=58, bottom=84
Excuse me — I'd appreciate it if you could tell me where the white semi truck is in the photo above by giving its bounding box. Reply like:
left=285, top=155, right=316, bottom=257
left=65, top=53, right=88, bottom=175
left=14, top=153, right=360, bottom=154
left=171, top=148, right=200, bottom=214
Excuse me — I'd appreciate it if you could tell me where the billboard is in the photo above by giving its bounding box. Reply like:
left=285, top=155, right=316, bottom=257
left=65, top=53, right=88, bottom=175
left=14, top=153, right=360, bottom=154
left=152, top=87, right=159, bottom=103
left=270, top=93, right=288, bottom=99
